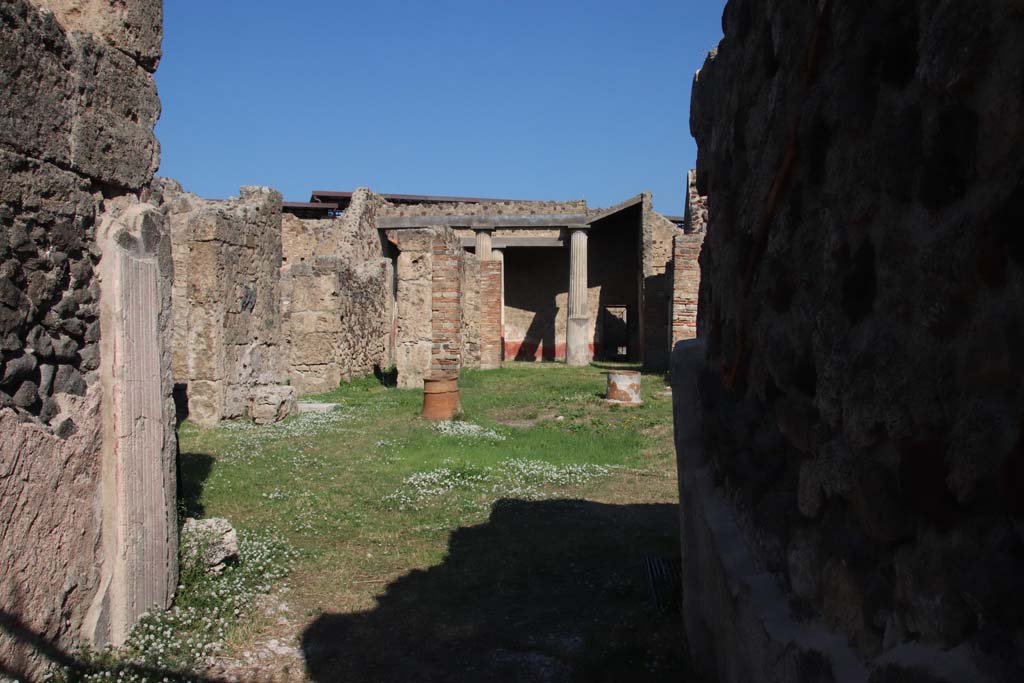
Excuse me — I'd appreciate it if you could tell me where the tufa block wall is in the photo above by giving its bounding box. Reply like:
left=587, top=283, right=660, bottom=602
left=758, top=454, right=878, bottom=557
left=641, top=193, right=683, bottom=370
left=392, top=229, right=435, bottom=388
left=279, top=189, right=392, bottom=395
left=1, top=0, right=176, bottom=675
left=681, top=0, right=1024, bottom=680
left=158, top=182, right=290, bottom=426
left=390, top=227, right=466, bottom=388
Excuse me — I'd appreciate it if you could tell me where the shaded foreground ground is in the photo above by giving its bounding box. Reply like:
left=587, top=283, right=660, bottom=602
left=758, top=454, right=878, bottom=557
left=178, top=363, right=686, bottom=681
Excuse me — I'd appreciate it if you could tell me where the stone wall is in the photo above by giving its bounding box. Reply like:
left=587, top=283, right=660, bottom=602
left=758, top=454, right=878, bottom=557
left=390, top=227, right=466, bottom=388
left=683, top=169, right=709, bottom=234
left=670, top=171, right=707, bottom=348
left=379, top=199, right=586, bottom=219
left=680, top=1, right=1024, bottom=680
left=641, top=194, right=682, bottom=370
left=158, top=183, right=290, bottom=425
left=1, top=0, right=176, bottom=675
left=671, top=233, right=703, bottom=347
left=280, top=189, right=391, bottom=395
left=503, top=247, right=570, bottom=361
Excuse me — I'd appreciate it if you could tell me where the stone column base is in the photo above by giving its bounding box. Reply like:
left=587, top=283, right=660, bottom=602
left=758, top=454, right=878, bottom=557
left=566, top=316, right=590, bottom=367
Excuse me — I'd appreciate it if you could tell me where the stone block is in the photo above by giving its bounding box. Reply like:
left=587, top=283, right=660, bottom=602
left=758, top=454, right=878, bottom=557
left=181, top=517, right=239, bottom=575
left=249, top=385, right=298, bottom=425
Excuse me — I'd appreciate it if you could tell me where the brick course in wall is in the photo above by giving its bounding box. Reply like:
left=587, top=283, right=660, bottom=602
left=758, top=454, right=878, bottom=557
left=430, top=231, right=463, bottom=378
left=671, top=233, right=704, bottom=347
left=460, top=253, right=481, bottom=369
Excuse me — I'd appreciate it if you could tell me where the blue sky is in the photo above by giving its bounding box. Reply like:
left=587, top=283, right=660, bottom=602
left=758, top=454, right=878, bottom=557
left=155, top=1, right=726, bottom=215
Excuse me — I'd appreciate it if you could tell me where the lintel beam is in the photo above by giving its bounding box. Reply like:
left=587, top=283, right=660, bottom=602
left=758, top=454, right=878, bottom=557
left=461, top=237, right=565, bottom=249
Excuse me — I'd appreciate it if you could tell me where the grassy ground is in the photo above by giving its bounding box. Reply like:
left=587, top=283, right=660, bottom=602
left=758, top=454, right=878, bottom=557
left=178, top=362, right=685, bottom=681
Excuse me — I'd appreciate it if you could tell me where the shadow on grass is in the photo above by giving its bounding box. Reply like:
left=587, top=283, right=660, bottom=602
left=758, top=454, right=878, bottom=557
left=177, top=451, right=215, bottom=519
left=0, top=608, right=230, bottom=683
left=301, top=499, right=688, bottom=682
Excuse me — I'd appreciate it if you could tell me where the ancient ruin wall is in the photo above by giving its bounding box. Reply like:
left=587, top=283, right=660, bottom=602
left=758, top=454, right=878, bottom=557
left=378, top=198, right=587, bottom=219
left=430, top=230, right=464, bottom=378
left=461, top=253, right=482, bottom=369
left=670, top=171, right=707, bottom=347
left=683, top=169, right=709, bottom=234
left=479, top=260, right=504, bottom=369
left=683, top=1, right=1024, bottom=680
left=159, top=183, right=287, bottom=425
left=392, top=229, right=435, bottom=388
left=641, top=194, right=682, bottom=369
left=280, top=190, right=392, bottom=394
left=1, top=0, right=176, bottom=674
left=671, top=233, right=703, bottom=347
left=390, top=227, right=467, bottom=387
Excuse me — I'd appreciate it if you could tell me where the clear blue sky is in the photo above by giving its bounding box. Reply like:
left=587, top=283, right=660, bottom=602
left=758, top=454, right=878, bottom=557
left=155, top=1, right=726, bottom=216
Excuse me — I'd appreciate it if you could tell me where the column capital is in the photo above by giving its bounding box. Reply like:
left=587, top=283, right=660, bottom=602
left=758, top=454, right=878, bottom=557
left=475, top=229, right=493, bottom=261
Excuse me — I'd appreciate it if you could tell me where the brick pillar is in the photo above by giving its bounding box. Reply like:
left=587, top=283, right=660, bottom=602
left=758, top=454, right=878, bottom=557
left=430, top=231, right=463, bottom=378
left=671, top=232, right=704, bottom=346
left=480, top=259, right=503, bottom=369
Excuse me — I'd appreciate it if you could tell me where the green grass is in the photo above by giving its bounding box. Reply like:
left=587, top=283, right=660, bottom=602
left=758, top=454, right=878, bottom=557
left=177, top=362, right=685, bottom=680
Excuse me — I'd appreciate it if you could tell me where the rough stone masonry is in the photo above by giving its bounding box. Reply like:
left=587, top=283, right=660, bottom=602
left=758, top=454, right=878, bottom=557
left=0, top=0, right=177, bottom=676
left=157, top=180, right=296, bottom=425
left=675, top=1, right=1024, bottom=681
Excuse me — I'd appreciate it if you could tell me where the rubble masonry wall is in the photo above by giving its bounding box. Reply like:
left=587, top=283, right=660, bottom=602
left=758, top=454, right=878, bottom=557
left=1, top=0, right=176, bottom=675
left=280, top=189, right=392, bottom=395
left=159, top=182, right=287, bottom=425
left=683, top=1, right=1024, bottom=680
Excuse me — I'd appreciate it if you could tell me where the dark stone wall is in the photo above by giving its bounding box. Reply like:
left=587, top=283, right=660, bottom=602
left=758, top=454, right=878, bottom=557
left=1, top=0, right=169, bottom=675
left=690, top=0, right=1024, bottom=677
left=0, top=0, right=160, bottom=431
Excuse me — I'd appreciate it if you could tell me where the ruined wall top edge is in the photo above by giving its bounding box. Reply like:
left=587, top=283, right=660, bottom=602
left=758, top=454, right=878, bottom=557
left=377, top=197, right=588, bottom=218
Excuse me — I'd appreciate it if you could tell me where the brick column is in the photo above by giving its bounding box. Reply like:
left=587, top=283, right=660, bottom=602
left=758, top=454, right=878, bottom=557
left=566, top=227, right=590, bottom=366
left=430, top=231, right=462, bottom=378
left=480, top=259, right=503, bottom=369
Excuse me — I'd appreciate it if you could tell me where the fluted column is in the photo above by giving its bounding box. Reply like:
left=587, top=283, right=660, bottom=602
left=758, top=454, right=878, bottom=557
left=475, top=229, right=493, bottom=261
left=566, top=227, right=590, bottom=366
